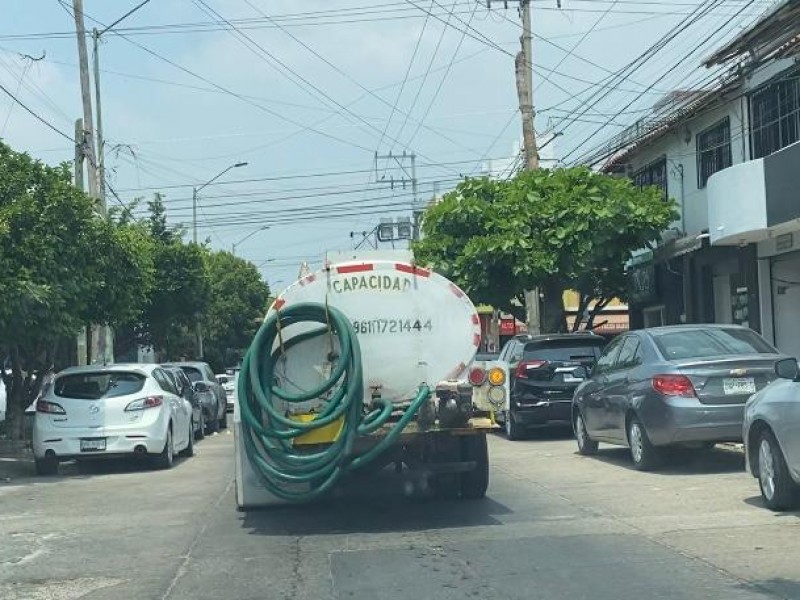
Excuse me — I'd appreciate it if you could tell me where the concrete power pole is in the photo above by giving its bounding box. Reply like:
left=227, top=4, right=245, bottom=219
left=73, top=0, right=112, bottom=364
left=515, top=0, right=542, bottom=334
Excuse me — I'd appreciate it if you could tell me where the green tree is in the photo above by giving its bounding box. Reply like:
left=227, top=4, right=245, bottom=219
left=201, top=251, right=271, bottom=372
left=414, top=167, right=677, bottom=332
left=0, top=142, right=152, bottom=439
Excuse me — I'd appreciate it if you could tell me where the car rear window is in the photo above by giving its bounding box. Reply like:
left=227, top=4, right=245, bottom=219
left=653, top=328, right=776, bottom=360
left=523, top=340, right=604, bottom=362
left=54, top=372, right=146, bottom=400
left=180, top=366, right=204, bottom=382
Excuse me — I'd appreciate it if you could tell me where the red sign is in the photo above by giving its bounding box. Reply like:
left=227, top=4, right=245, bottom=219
left=500, top=319, right=516, bottom=335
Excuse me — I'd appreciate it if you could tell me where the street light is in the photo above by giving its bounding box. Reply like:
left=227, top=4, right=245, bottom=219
left=231, top=225, right=270, bottom=256
left=192, top=162, right=248, bottom=244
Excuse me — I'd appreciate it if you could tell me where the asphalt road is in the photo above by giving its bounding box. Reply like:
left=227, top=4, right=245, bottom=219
left=1, top=428, right=799, bottom=600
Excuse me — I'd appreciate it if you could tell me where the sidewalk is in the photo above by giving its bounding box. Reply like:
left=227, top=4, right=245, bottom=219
left=0, top=438, right=35, bottom=481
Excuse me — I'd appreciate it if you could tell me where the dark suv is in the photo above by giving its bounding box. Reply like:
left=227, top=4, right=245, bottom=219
left=498, top=333, right=606, bottom=440
left=161, top=362, right=227, bottom=434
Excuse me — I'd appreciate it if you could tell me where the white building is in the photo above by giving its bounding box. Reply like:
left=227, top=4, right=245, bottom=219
left=594, top=0, right=800, bottom=357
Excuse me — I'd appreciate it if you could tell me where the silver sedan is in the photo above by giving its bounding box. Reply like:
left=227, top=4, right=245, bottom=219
left=744, top=357, right=800, bottom=510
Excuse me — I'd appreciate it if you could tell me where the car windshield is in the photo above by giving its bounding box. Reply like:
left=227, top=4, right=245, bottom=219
left=524, top=340, right=604, bottom=361
left=653, top=328, right=776, bottom=360
left=54, top=372, right=146, bottom=400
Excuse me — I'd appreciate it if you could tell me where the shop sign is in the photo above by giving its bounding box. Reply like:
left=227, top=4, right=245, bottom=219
left=500, top=319, right=516, bottom=335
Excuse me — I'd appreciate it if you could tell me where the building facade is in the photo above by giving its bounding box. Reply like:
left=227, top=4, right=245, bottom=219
left=597, top=0, right=800, bottom=357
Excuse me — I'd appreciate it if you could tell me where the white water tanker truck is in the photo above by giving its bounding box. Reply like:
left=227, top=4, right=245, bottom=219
left=234, top=250, right=506, bottom=508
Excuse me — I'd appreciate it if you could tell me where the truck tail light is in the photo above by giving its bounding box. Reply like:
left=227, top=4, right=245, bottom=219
left=652, top=375, right=696, bottom=397
left=487, top=367, right=506, bottom=386
left=515, top=360, right=547, bottom=379
left=468, top=367, right=486, bottom=386
left=125, top=395, right=164, bottom=412
left=36, top=400, right=66, bottom=415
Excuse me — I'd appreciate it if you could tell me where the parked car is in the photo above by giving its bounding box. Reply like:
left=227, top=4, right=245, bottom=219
left=0, top=376, right=5, bottom=423
left=164, top=367, right=204, bottom=440
left=162, top=362, right=227, bottom=433
left=573, top=324, right=784, bottom=470
left=216, top=373, right=236, bottom=412
left=743, top=357, right=800, bottom=510
left=33, top=364, right=195, bottom=475
left=497, top=333, right=606, bottom=440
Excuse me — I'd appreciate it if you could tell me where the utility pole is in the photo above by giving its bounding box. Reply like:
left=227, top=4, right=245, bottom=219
left=490, top=0, right=542, bottom=334
left=72, top=0, right=111, bottom=364
left=92, top=28, right=106, bottom=207
left=72, top=0, right=99, bottom=205
left=516, top=0, right=541, bottom=334
left=74, top=118, right=89, bottom=367
left=516, top=0, right=539, bottom=170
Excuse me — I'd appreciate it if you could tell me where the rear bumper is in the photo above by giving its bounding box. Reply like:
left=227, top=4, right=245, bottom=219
left=639, top=399, right=745, bottom=446
left=33, top=424, right=168, bottom=460
left=511, top=399, right=572, bottom=425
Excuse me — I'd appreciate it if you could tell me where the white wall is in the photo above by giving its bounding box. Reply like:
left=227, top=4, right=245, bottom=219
left=622, top=94, right=748, bottom=237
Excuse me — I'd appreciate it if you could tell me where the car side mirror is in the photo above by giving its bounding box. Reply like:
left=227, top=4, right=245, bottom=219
left=775, top=357, right=800, bottom=381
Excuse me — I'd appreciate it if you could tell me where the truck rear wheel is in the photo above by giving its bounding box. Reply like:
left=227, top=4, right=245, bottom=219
left=460, top=433, right=489, bottom=499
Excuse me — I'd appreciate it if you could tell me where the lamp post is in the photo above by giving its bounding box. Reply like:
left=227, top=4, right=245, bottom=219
left=192, top=161, right=248, bottom=244
left=192, top=162, right=247, bottom=358
left=232, top=225, right=270, bottom=256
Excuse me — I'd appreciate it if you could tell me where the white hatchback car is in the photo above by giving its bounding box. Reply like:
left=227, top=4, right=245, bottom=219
left=33, top=364, right=194, bottom=475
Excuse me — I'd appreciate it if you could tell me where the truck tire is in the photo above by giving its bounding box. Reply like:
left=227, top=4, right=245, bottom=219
left=460, top=433, right=489, bottom=500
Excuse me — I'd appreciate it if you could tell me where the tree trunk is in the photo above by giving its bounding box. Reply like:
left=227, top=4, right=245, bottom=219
left=5, top=345, right=28, bottom=441
left=586, top=297, right=613, bottom=331
left=572, top=294, right=591, bottom=332
left=540, top=278, right=566, bottom=333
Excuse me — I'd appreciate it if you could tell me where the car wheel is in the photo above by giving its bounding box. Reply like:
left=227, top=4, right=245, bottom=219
left=574, top=411, right=599, bottom=456
left=181, top=422, right=194, bottom=458
left=460, top=433, right=489, bottom=499
left=504, top=410, right=525, bottom=441
left=153, top=426, right=174, bottom=470
left=196, top=413, right=205, bottom=440
left=628, top=416, right=661, bottom=471
left=757, top=430, right=799, bottom=511
left=35, top=456, right=58, bottom=476
left=219, top=406, right=228, bottom=429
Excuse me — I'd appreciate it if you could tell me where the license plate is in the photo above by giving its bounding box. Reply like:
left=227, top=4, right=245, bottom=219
left=80, top=438, right=106, bottom=452
left=722, top=377, right=756, bottom=395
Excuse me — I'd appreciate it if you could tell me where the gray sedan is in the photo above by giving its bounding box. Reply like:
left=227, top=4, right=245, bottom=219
left=572, top=325, right=783, bottom=470
left=744, top=357, right=800, bottom=510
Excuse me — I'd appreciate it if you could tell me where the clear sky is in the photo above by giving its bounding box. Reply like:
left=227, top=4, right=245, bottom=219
left=0, top=0, right=777, bottom=291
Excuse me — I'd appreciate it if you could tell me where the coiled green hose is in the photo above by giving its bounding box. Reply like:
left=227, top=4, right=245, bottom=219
left=238, top=302, right=431, bottom=502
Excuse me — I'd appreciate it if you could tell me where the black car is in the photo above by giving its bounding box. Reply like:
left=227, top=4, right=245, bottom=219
left=498, top=333, right=606, bottom=440
left=164, top=367, right=205, bottom=440
left=162, top=362, right=227, bottom=434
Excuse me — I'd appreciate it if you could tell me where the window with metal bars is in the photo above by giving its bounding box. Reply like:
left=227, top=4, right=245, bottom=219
left=750, top=76, right=800, bottom=159
left=632, top=157, right=668, bottom=200
left=696, top=117, right=732, bottom=188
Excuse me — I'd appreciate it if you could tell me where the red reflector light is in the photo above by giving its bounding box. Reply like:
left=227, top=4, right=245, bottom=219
left=515, top=360, right=547, bottom=378
left=468, top=368, right=487, bottom=386
left=652, top=375, right=696, bottom=397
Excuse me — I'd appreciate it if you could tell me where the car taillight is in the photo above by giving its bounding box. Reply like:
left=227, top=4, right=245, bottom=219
left=124, top=395, right=164, bottom=411
left=36, top=400, right=66, bottom=415
left=468, top=367, right=487, bottom=386
left=652, top=375, right=696, bottom=397
left=515, top=360, right=547, bottom=378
